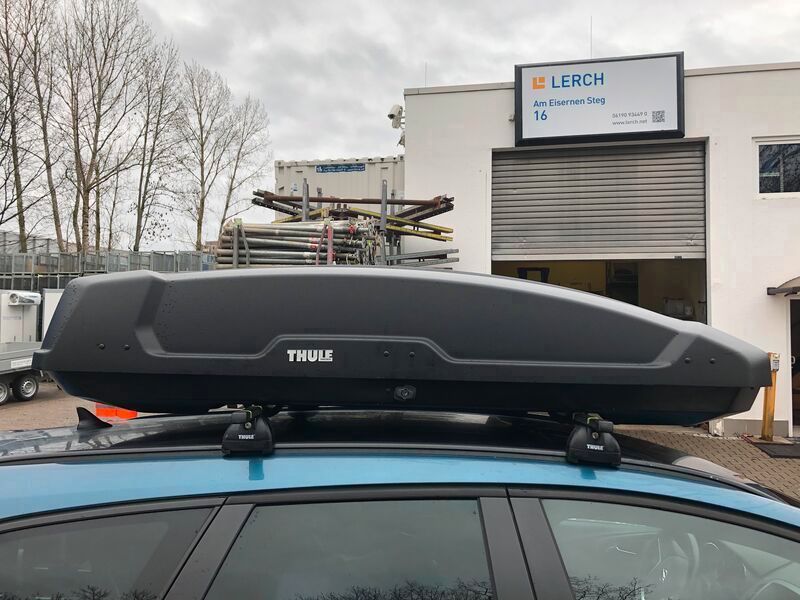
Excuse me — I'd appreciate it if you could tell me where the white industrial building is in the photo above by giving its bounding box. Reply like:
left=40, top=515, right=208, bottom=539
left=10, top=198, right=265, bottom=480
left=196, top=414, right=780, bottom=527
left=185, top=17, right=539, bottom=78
left=275, top=156, right=404, bottom=200
left=401, top=56, right=800, bottom=436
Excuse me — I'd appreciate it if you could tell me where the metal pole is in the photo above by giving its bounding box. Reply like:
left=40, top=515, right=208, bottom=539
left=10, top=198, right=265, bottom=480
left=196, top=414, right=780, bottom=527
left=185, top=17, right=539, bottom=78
left=760, top=352, right=780, bottom=441
left=317, top=187, right=323, bottom=210
left=390, top=189, right=397, bottom=256
left=232, top=222, right=239, bottom=269
left=327, top=223, right=334, bottom=265
left=380, top=180, right=388, bottom=234
left=302, top=178, right=310, bottom=221
left=238, top=221, right=251, bottom=266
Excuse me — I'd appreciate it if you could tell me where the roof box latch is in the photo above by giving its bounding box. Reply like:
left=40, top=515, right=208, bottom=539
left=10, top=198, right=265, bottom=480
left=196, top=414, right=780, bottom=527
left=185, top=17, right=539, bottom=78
left=566, top=413, right=621, bottom=467
left=222, top=405, right=274, bottom=456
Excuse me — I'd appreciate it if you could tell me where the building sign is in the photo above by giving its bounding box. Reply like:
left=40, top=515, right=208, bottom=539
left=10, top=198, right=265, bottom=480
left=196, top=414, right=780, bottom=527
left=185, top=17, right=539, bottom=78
left=315, top=163, right=366, bottom=173
left=515, top=53, right=684, bottom=145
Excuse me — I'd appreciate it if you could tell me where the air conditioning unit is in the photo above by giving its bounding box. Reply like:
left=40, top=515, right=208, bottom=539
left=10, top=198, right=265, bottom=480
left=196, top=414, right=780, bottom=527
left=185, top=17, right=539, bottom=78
left=0, top=291, right=41, bottom=342
left=8, top=292, right=41, bottom=306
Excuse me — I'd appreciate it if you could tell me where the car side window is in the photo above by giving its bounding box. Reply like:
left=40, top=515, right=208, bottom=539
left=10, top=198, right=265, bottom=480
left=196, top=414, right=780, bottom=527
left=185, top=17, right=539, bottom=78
left=205, top=499, right=495, bottom=600
left=542, top=499, right=800, bottom=600
left=0, top=508, right=210, bottom=600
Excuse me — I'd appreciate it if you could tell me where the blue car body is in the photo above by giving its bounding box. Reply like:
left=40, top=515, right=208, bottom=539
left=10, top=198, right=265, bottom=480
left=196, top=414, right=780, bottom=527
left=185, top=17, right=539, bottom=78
left=4, top=450, right=800, bottom=526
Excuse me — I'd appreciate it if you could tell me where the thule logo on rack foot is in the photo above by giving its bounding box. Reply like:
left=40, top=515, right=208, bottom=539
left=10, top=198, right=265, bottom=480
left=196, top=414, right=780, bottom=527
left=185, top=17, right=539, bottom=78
left=287, top=349, right=334, bottom=363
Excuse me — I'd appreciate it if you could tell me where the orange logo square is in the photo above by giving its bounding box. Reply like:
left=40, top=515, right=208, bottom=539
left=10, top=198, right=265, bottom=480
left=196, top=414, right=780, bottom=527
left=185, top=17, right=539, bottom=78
left=531, top=76, right=545, bottom=90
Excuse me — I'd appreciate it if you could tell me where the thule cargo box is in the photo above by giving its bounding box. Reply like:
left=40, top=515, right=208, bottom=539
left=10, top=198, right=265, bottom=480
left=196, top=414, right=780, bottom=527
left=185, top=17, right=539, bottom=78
left=33, top=268, right=770, bottom=424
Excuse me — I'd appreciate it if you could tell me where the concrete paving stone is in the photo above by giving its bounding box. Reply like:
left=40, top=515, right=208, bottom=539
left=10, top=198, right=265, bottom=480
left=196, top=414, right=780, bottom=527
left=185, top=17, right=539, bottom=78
left=621, top=426, right=800, bottom=501
left=0, top=383, right=94, bottom=430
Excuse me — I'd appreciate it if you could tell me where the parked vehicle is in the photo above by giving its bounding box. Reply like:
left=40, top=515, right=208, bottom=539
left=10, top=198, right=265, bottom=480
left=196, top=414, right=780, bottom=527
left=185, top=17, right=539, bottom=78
left=0, top=268, right=794, bottom=600
left=0, top=291, right=43, bottom=406
left=0, top=342, right=41, bottom=405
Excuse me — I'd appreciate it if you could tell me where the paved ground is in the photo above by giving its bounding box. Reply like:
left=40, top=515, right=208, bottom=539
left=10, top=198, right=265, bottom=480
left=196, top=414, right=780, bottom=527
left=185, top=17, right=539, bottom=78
left=0, top=383, right=94, bottom=430
left=2, top=385, right=800, bottom=501
left=620, top=426, right=800, bottom=501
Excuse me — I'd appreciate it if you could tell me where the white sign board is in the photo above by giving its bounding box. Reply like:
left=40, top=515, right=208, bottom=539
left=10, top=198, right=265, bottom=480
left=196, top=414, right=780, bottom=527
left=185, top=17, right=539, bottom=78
left=515, top=53, right=684, bottom=144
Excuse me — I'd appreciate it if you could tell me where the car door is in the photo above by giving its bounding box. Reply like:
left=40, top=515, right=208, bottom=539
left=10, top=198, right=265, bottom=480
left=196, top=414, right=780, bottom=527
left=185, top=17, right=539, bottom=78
left=509, top=488, right=800, bottom=600
left=164, top=486, right=534, bottom=600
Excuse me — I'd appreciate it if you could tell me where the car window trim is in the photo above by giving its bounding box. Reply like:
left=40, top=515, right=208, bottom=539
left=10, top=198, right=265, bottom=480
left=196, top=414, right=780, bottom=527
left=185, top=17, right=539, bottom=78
left=164, top=503, right=253, bottom=600
left=159, top=505, right=221, bottom=600
left=224, top=483, right=507, bottom=505
left=509, top=486, right=800, bottom=543
left=480, top=496, right=537, bottom=600
left=0, top=495, right=224, bottom=534
left=510, top=497, right=575, bottom=600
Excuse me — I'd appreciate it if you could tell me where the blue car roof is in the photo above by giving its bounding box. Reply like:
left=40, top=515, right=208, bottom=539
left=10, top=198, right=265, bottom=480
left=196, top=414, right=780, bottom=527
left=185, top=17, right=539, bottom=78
left=4, top=450, right=800, bottom=528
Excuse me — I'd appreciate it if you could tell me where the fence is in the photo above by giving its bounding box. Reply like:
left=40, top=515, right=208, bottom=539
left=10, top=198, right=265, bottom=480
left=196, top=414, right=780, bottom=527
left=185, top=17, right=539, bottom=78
left=0, top=250, right=215, bottom=291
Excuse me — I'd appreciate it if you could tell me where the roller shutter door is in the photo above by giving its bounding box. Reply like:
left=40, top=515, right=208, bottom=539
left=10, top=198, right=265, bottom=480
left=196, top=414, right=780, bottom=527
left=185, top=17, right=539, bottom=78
left=491, top=142, right=706, bottom=260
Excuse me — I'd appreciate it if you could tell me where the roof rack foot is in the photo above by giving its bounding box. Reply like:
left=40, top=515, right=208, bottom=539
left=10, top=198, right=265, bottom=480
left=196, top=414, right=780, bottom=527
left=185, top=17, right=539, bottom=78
left=566, top=413, right=621, bottom=467
left=222, top=405, right=274, bottom=456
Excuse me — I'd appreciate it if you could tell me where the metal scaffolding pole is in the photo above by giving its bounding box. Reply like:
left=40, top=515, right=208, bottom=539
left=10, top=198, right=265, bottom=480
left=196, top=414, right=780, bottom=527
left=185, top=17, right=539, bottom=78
left=302, top=178, right=310, bottom=221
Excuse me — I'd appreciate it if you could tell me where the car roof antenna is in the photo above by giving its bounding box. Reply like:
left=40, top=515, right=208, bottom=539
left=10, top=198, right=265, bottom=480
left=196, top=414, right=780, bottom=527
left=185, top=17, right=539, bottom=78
left=222, top=405, right=274, bottom=456
left=76, top=406, right=112, bottom=431
left=566, top=413, right=621, bottom=467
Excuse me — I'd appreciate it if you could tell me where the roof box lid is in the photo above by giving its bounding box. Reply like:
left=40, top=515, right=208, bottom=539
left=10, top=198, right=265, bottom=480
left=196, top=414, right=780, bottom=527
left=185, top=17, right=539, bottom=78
left=34, top=267, right=770, bottom=425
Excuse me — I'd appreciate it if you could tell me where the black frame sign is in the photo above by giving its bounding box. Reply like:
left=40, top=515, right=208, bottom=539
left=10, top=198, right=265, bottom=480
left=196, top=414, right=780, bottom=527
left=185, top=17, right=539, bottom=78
left=515, top=52, right=685, bottom=146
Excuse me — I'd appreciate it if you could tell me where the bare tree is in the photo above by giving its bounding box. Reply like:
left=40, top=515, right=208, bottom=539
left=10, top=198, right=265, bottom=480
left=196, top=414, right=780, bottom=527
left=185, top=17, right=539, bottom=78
left=21, top=0, right=65, bottom=250
left=0, top=0, right=273, bottom=253
left=69, top=184, right=80, bottom=249
left=179, top=61, right=234, bottom=250
left=59, top=0, right=150, bottom=253
left=132, top=38, right=181, bottom=250
left=217, top=95, right=270, bottom=237
left=0, top=0, right=32, bottom=248
left=0, top=103, right=18, bottom=226
left=105, top=166, right=122, bottom=249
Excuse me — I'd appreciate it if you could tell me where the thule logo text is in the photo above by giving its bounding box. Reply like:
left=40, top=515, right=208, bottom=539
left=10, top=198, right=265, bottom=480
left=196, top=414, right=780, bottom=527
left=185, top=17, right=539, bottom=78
left=287, top=349, right=334, bottom=363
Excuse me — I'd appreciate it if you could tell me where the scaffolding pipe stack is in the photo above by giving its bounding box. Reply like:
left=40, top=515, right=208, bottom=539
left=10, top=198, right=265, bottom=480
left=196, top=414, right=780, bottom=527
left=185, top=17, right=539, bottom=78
left=216, top=183, right=459, bottom=268
left=216, top=220, right=376, bottom=267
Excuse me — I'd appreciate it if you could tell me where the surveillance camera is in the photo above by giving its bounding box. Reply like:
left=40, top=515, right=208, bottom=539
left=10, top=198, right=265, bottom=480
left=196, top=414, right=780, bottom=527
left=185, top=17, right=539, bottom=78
left=388, top=104, right=403, bottom=129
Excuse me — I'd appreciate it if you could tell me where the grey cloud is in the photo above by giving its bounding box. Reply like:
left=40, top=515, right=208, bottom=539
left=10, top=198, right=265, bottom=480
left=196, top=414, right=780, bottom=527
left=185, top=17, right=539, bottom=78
left=139, top=0, right=800, bottom=163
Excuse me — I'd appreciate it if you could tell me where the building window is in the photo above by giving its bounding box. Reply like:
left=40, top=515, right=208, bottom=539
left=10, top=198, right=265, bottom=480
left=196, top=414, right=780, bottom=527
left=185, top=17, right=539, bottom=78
left=759, top=143, right=800, bottom=193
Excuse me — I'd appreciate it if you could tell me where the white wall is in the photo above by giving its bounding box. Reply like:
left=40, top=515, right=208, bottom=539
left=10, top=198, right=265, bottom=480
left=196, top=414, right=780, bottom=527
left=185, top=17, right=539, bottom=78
left=404, top=84, right=515, bottom=273
left=687, top=66, right=800, bottom=434
left=404, top=64, right=800, bottom=434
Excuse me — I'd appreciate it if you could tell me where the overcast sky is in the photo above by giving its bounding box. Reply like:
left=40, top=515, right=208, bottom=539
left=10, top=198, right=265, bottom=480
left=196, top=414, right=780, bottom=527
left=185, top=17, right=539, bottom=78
left=139, top=0, right=800, bottom=165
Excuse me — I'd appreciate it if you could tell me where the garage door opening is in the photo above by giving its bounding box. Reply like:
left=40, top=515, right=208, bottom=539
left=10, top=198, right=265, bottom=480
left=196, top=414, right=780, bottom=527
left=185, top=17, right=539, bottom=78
left=491, top=142, right=707, bottom=262
left=492, top=259, right=707, bottom=323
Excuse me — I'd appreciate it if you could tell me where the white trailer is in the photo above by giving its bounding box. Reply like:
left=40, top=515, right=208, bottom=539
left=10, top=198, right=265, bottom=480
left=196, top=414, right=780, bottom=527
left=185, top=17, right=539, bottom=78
left=0, top=342, right=41, bottom=405
left=0, top=291, right=43, bottom=405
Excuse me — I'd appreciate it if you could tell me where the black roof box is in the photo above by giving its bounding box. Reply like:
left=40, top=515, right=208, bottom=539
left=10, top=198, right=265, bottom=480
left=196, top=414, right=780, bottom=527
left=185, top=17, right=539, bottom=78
left=34, top=268, right=770, bottom=425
